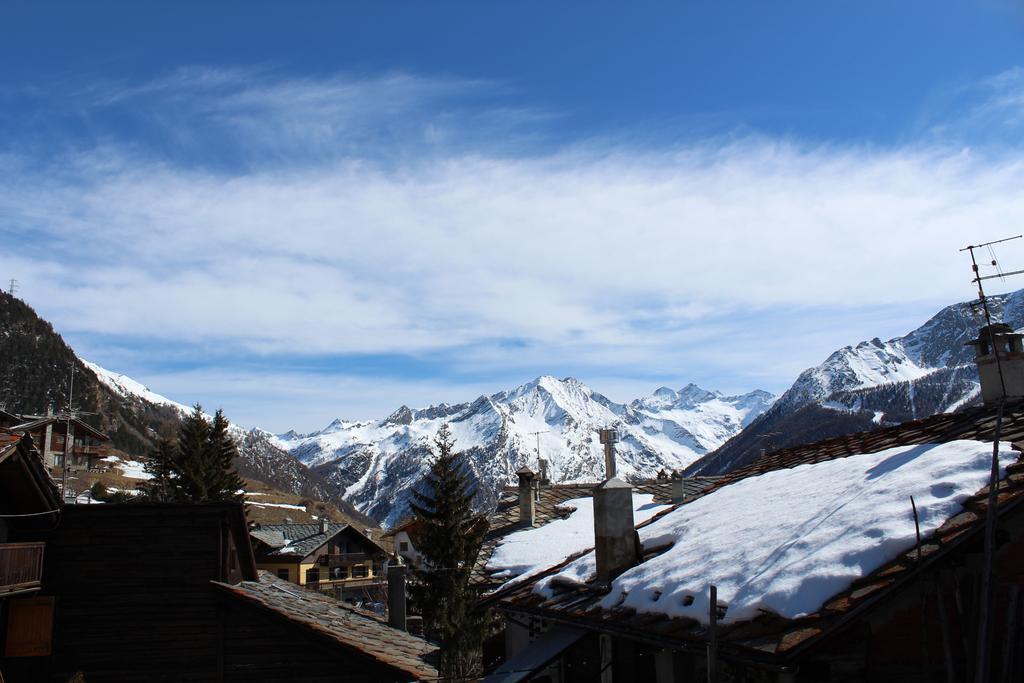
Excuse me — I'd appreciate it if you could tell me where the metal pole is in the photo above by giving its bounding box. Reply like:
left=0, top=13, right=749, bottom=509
left=708, top=584, right=718, bottom=683
left=962, top=242, right=1012, bottom=683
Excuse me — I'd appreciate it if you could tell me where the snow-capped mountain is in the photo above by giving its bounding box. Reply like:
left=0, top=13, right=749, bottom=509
left=272, top=376, right=774, bottom=526
left=687, top=289, right=1024, bottom=476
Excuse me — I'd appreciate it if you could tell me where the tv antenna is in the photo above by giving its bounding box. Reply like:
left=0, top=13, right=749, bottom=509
left=959, top=234, right=1024, bottom=683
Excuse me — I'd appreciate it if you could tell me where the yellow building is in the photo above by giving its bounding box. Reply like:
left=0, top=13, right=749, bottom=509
left=249, top=520, right=389, bottom=593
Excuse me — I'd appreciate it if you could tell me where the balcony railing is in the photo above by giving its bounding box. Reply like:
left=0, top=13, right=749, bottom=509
left=319, top=552, right=371, bottom=567
left=0, top=542, right=45, bottom=595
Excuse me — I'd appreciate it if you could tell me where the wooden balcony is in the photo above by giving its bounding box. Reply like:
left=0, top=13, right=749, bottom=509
left=318, top=552, right=371, bottom=568
left=0, top=542, right=45, bottom=596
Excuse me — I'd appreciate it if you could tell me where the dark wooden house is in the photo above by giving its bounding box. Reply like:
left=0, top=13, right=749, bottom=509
left=0, top=502, right=438, bottom=682
left=0, top=428, right=61, bottom=670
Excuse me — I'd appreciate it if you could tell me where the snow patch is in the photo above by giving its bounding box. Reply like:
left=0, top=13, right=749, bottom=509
left=486, top=493, right=671, bottom=590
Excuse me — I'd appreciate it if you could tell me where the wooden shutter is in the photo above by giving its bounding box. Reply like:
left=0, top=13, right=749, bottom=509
left=4, top=596, right=54, bottom=657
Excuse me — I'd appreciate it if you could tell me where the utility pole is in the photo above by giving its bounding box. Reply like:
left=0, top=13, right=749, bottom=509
left=60, top=364, right=76, bottom=501
left=960, top=235, right=1023, bottom=683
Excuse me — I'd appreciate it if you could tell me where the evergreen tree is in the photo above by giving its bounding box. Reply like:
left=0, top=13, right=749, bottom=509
left=408, top=424, right=488, bottom=681
left=207, top=409, right=245, bottom=502
left=172, top=405, right=244, bottom=503
left=138, top=436, right=178, bottom=502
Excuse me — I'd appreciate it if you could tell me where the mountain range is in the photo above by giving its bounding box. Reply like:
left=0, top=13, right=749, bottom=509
left=685, top=290, right=1024, bottom=475
left=4, top=286, right=1018, bottom=527
left=269, top=378, right=775, bottom=525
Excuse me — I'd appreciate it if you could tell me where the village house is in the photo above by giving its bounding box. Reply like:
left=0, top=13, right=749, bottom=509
left=478, top=324, right=1024, bottom=683
left=0, top=428, right=61, bottom=664
left=1, top=409, right=110, bottom=472
left=383, top=517, right=426, bottom=567
left=249, top=519, right=390, bottom=598
left=0, top=500, right=438, bottom=682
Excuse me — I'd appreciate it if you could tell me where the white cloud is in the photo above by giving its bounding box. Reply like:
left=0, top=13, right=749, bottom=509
left=6, top=68, right=1024, bottom=426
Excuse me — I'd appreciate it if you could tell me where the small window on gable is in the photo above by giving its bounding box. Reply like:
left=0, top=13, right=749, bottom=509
left=400, top=541, right=409, bottom=552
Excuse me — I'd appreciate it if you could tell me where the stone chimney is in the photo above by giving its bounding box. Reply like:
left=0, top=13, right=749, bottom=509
left=670, top=470, right=686, bottom=504
left=538, top=458, right=550, bottom=486
left=517, top=466, right=536, bottom=526
left=593, top=426, right=638, bottom=583
left=593, top=477, right=638, bottom=584
left=967, top=323, right=1024, bottom=405
left=319, top=517, right=327, bottom=534
left=387, top=558, right=407, bottom=631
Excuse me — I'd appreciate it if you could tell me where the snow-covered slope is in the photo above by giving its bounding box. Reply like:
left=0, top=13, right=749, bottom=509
left=688, top=289, right=1024, bottom=475
left=272, top=376, right=774, bottom=526
left=81, top=360, right=192, bottom=415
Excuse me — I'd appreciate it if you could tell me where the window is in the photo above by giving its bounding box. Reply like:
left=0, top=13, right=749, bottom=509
left=399, top=541, right=409, bottom=552
left=277, top=569, right=289, bottom=581
left=305, top=567, right=320, bottom=584
left=351, top=565, right=369, bottom=579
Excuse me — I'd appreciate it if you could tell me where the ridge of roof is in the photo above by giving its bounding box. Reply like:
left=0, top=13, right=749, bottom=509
left=213, top=571, right=439, bottom=680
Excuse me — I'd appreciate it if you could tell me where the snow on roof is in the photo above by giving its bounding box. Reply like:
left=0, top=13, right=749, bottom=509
left=487, top=493, right=671, bottom=590
left=536, top=440, right=1016, bottom=625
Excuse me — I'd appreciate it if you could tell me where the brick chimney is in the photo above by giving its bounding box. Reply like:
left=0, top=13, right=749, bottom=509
left=593, top=427, right=638, bottom=583
left=517, top=466, right=536, bottom=526
left=967, top=323, right=1024, bottom=405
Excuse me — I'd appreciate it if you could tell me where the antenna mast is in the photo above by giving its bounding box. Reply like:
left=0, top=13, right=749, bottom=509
left=960, top=234, right=1023, bottom=683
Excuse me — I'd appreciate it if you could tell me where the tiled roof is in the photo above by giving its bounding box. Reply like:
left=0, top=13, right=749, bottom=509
left=9, top=415, right=110, bottom=441
left=214, top=571, right=439, bottom=680
left=250, top=523, right=389, bottom=559
left=489, top=401, right=1024, bottom=661
left=0, top=427, right=61, bottom=508
left=250, top=523, right=347, bottom=558
left=473, top=477, right=721, bottom=590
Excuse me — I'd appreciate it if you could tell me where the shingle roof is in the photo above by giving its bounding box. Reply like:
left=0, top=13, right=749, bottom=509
left=9, top=415, right=109, bottom=441
left=214, top=571, right=439, bottom=681
left=250, top=523, right=348, bottom=558
left=488, top=401, right=1024, bottom=662
left=473, top=477, right=721, bottom=590
left=250, top=522, right=389, bottom=559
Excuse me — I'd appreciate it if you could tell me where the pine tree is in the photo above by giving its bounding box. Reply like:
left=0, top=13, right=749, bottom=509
left=408, top=423, right=488, bottom=681
left=207, top=409, right=245, bottom=502
left=138, top=436, right=178, bottom=502
left=172, top=405, right=244, bottom=503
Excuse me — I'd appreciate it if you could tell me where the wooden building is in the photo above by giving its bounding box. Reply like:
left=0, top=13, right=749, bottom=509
left=250, top=520, right=390, bottom=594
left=5, top=411, right=110, bottom=472
left=0, top=502, right=438, bottom=682
left=0, top=428, right=61, bottom=672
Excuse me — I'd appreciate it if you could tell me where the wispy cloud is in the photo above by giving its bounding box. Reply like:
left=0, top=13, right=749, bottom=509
left=5, top=67, right=1024, bottom=429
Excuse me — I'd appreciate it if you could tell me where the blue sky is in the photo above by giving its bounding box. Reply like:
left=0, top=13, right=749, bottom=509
left=4, top=2, right=1024, bottom=431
